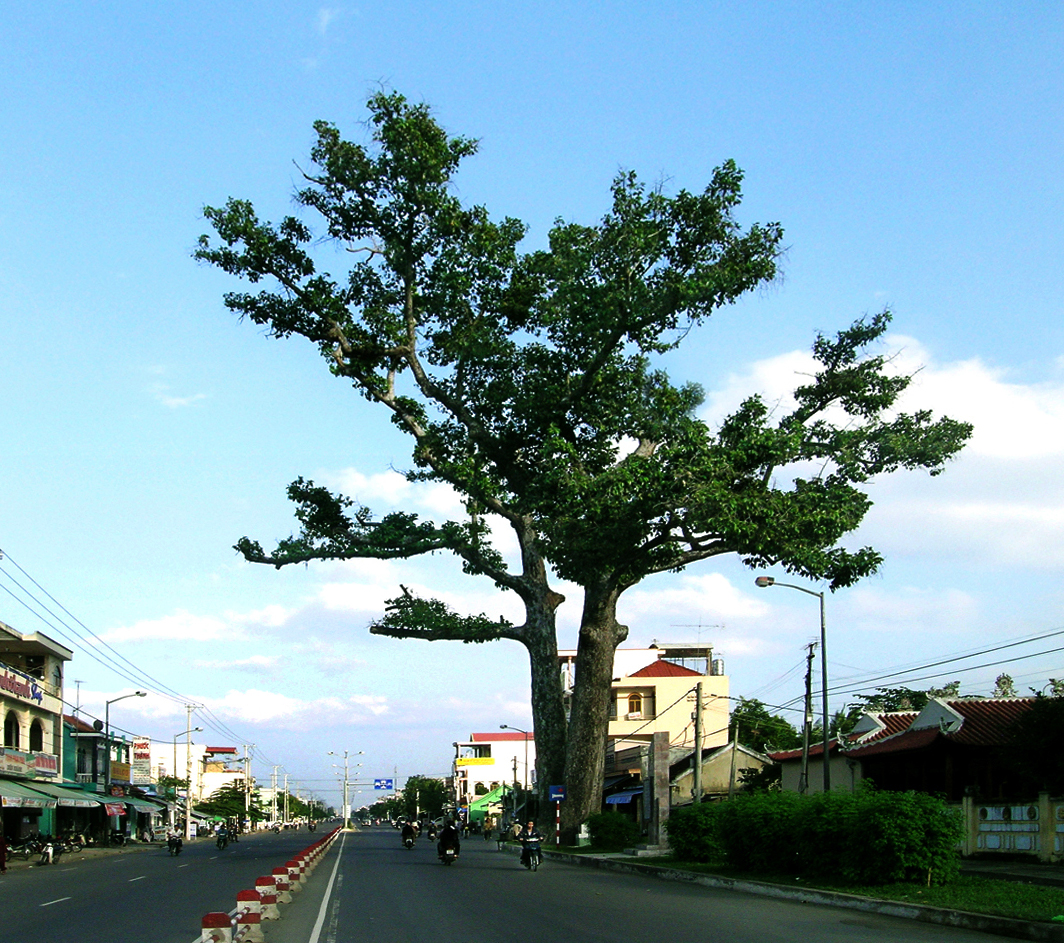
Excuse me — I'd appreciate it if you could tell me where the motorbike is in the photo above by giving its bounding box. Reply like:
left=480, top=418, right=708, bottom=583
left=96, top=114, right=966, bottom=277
left=167, top=834, right=183, bottom=856
left=402, top=835, right=415, bottom=850
left=8, top=836, right=41, bottom=860
left=438, top=844, right=458, bottom=865
left=216, top=831, right=229, bottom=850
left=520, top=839, right=542, bottom=871
left=109, top=830, right=128, bottom=847
left=38, top=836, right=63, bottom=866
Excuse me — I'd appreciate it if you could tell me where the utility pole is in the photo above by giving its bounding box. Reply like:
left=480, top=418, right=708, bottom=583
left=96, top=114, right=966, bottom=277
left=692, top=682, right=703, bottom=804
left=243, top=745, right=254, bottom=828
left=799, top=642, right=815, bottom=795
left=283, top=774, right=289, bottom=824
left=183, top=703, right=202, bottom=843
left=271, top=766, right=280, bottom=824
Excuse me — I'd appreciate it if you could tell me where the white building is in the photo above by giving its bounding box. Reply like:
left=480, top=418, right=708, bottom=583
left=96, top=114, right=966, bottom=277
left=148, top=741, right=245, bottom=802
left=452, top=730, right=536, bottom=812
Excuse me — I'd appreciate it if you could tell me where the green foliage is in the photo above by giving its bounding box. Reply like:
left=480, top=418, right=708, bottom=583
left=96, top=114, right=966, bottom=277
left=1007, top=695, right=1064, bottom=794
left=852, top=687, right=930, bottom=713
left=194, top=781, right=267, bottom=821
left=668, top=788, right=962, bottom=886
left=401, top=775, right=448, bottom=819
left=585, top=811, right=641, bottom=851
left=729, top=697, right=802, bottom=752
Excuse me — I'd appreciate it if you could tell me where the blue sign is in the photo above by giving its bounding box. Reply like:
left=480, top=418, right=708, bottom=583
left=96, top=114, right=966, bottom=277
left=548, top=785, right=566, bottom=802
left=373, top=778, right=394, bottom=790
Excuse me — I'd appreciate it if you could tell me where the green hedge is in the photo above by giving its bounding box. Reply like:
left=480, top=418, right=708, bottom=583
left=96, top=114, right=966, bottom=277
left=585, top=811, right=641, bottom=851
left=666, top=788, right=962, bottom=885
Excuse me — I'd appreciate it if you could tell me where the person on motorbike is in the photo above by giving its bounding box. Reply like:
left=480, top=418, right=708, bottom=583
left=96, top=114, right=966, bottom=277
left=518, top=820, right=544, bottom=869
left=401, top=820, right=416, bottom=847
left=437, top=818, right=461, bottom=857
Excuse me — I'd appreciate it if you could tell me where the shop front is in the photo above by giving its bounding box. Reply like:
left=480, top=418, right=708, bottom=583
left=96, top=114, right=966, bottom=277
left=0, top=777, right=56, bottom=839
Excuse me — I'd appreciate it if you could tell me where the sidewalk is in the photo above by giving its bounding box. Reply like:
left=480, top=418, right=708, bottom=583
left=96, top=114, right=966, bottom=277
left=960, top=858, right=1064, bottom=889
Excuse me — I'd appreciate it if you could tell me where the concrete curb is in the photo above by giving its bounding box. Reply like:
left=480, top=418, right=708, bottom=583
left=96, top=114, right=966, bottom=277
left=533, top=848, right=1064, bottom=943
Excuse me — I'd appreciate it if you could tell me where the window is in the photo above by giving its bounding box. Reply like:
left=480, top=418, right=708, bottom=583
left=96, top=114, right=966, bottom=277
left=29, top=719, right=44, bottom=753
left=4, top=712, right=19, bottom=749
left=627, top=693, right=643, bottom=718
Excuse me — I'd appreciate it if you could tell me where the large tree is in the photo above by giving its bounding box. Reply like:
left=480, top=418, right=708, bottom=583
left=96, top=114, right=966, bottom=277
left=196, top=91, right=971, bottom=839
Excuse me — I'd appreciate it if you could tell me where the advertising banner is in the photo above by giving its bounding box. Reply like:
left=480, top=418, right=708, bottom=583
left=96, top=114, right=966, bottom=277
left=131, top=738, right=152, bottom=785
left=0, top=749, right=28, bottom=776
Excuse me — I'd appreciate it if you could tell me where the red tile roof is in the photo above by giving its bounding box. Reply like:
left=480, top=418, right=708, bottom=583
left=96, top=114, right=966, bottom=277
left=857, top=712, right=919, bottom=743
left=64, top=714, right=99, bottom=733
left=845, top=726, right=942, bottom=757
left=945, top=698, right=1033, bottom=745
left=628, top=659, right=703, bottom=678
left=471, top=731, right=534, bottom=741
left=768, top=738, right=843, bottom=762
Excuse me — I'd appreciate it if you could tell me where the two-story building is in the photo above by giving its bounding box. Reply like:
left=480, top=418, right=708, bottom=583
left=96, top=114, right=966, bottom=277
left=0, top=618, right=72, bottom=837
left=452, top=730, right=536, bottom=821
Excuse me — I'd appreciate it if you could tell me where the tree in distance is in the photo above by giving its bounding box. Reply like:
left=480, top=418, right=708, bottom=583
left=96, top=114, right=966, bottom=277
left=196, top=91, right=972, bottom=839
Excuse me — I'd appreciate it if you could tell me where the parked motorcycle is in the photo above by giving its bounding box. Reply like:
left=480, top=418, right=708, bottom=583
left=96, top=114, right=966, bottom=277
left=8, top=836, right=41, bottom=860
left=38, top=836, right=63, bottom=866
left=109, top=830, right=128, bottom=847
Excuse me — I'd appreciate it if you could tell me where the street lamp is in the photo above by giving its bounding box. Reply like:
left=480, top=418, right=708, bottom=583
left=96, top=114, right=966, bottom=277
left=500, top=724, right=531, bottom=822
left=327, top=750, right=363, bottom=829
left=104, top=691, right=147, bottom=791
left=755, top=576, right=830, bottom=792
left=173, top=726, right=202, bottom=836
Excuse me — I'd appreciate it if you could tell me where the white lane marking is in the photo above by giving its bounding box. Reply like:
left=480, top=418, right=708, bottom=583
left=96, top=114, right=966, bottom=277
left=128, top=875, right=146, bottom=882
left=309, top=833, right=347, bottom=943
left=178, top=863, right=190, bottom=868
left=40, top=897, right=71, bottom=907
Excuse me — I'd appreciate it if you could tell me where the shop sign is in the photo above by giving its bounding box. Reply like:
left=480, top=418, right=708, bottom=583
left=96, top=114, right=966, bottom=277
left=131, top=738, right=152, bottom=785
left=111, top=761, right=131, bottom=783
left=456, top=757, right=495, bottom=766
left=104, top=802, right=126, bottom=816
left=0, top=750, right=29, bottom=776
left=32, top=753, right=58, bottom=777
left=0, top=664, right=44, bottom=705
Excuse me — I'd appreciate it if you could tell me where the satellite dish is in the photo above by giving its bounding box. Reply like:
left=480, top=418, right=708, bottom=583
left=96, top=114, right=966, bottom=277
left=93, top=719, right=104, bottom=731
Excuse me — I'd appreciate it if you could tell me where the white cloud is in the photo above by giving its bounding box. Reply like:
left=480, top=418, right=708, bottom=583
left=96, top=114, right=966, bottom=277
left=202, top=687, right=389, bottom=729
left=100, top=610, right=245, bottom=643
left=149, top=382, right=207, bottom=409
left=195, top=654, right=280, bottom=671
left=620, top=572, right=771, bottom=623
left=316, top=7, right=340, bottom=35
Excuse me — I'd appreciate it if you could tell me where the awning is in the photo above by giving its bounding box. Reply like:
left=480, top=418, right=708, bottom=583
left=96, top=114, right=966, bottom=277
left=125, top=797, right=164, bottom=813
left=22, top=782, right=103, bottom=808
left=604, top=787, right=643, bottom=805
left=0, top=778, right=57, bottom=809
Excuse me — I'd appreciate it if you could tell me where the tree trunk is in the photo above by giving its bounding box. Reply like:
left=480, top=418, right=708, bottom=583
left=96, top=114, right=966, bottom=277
left=511, top=519, right=567, bottom=830
left=559, top=579, right=627, bottom=843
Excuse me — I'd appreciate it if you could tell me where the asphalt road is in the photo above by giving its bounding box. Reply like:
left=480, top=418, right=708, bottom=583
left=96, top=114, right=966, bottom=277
left=267, top=828, right=1024, bottom=943
left=0, top=828, right=320, bottom=943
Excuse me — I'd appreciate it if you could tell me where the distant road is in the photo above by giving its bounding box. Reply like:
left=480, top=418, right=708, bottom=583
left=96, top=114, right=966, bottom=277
left=267, top=827, right=1021, bottom=943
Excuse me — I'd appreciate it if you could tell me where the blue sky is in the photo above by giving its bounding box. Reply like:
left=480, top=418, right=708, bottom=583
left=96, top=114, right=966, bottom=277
left=2, top=3, right=1063, bottom=809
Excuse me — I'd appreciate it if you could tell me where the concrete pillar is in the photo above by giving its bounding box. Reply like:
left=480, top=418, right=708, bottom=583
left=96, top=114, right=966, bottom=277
left=646, top=731, right=670, bottom=847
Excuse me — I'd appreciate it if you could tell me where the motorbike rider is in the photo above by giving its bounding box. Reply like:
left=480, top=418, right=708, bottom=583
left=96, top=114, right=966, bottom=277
left=437, top=818, right=461, bottom=858
left=518, top=820, right=544, bottom=868
left=401, top=820, right=417, bottom=846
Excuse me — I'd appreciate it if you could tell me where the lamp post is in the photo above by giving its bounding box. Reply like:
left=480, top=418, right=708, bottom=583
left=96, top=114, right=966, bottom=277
left=328, top=750, right=363, bottom=829
left=500, top=724, right=531, bottom=822
left=173, top=726, right=202, bottom=835
left=755, top=576, right=830, bottom=792
left=104, top=691, right=147, bottom=791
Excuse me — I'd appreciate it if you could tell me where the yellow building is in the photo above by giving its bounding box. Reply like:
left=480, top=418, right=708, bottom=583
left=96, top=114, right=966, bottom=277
left=559, top=642, right=730, bottom=762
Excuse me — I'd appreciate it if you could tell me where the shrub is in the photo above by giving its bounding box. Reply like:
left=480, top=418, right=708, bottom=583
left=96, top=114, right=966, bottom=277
left=664, top=802, right=724, bottom=862
left=668, top=787, right=962, bottom=885
left=585, top=811, right=640, bottom=851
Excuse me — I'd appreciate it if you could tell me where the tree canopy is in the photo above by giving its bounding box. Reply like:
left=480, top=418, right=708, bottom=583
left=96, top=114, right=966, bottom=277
left=196, top=91, right=972, bottom=837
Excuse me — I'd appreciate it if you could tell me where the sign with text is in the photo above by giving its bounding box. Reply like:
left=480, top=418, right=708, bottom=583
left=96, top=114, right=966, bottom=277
left=455, top=757, right=494, bottom=766
left=131, top=738, right=152, bottom=785
left=548, top=785, right=566, bottom=802
left=373, top=778, right=394, bottom=790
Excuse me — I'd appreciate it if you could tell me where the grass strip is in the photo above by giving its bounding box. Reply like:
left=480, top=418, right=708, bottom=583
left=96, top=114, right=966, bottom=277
left=605, top=856, right=1064, bottom=923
